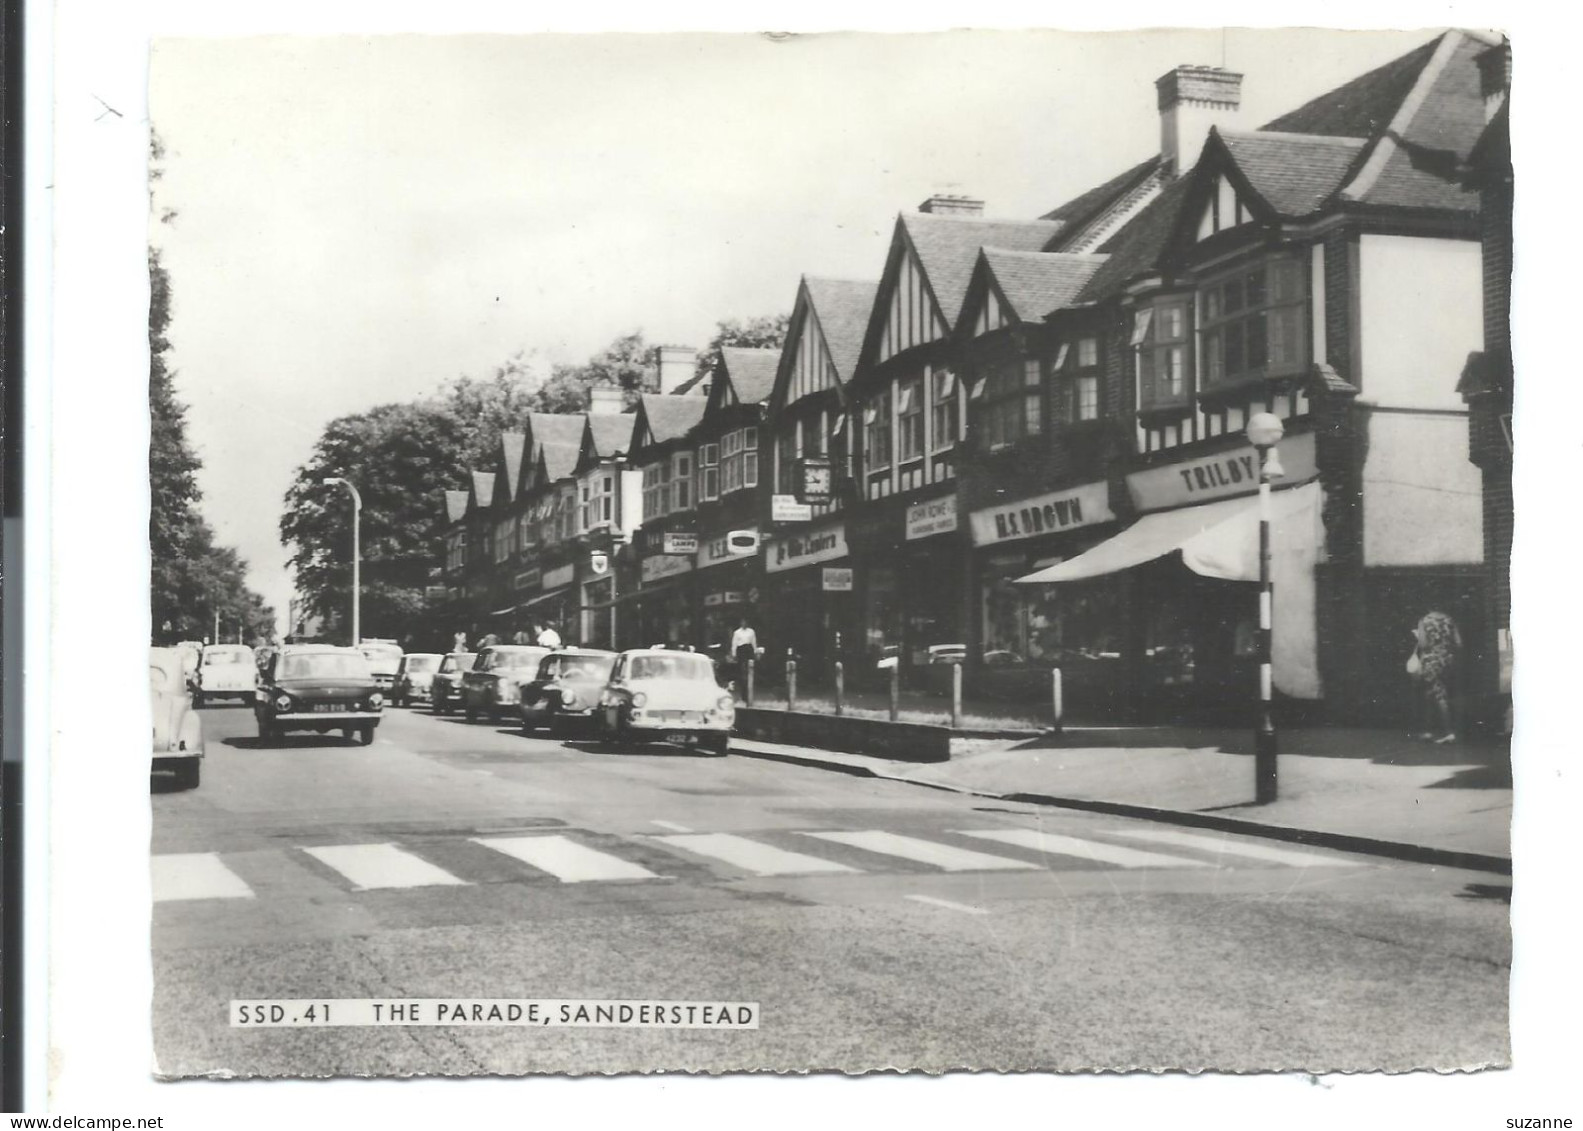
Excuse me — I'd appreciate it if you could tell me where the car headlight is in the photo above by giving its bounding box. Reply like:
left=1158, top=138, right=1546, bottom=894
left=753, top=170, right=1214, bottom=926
left=561, top=688, right=578, bottom=707
left=630, top=692, right=647, bottom=708
left=717, top=696, right=734, bottom=712
left=273, top=693, right=293, bottom=712
left=368, top=692, right=384, bottom=709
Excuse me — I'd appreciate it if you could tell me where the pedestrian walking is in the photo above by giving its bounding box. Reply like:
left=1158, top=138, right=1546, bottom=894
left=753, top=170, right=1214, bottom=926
left=537, top=622, right=563, bottom=649
left=453, top=629, right=468, bottom=653
left=479, top=631, right=500, bottom=648
left=1407, top=609, right=1462, bottom=743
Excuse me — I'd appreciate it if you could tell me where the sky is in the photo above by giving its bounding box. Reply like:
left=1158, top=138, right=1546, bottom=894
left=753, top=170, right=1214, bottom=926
left=149, top=27, right=1447, bottom=630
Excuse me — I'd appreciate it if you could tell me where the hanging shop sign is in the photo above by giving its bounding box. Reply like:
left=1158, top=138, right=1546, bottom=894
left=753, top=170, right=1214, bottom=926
left=765, top=521, right=849, bottom=573
left=641, top=554, right=694, bottom=584
left=772, top=494, right=814, bottom=523
left=722, top=591, right=745, bottom=605
left=703, top=592, right=724, bottom=607
left=663, top=532, right=699, bottom=555
left=513, top=568, right=542, bottom=591
left=969, top=481, right=1115, bottom=547
left=796, top=458, right=834, bottom=506
left=697, top=526, right=761, bottom=570
left=822, top=567, right=854, bottom=592
left=542, top=563, right=576, bottom=591
left=588, top=551, right=609, bottom=575
left=1126, top=431, right=1317, bottom=513
left=905, top=495, right=959, bottom=540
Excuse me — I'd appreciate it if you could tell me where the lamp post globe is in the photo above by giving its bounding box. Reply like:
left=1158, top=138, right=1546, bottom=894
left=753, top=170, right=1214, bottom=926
left=1245, top=412, right=1285, bottom=449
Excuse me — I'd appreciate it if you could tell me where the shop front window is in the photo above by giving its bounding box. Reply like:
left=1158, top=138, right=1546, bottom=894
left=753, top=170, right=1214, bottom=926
left=980, top=559, right=1123, bottom=669
left=865, top=563, right=901, bottom=660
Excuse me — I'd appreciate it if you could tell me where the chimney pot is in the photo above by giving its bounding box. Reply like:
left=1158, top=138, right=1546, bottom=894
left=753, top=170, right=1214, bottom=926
left=918, top=193, right=985, bottom=217
left=1156, top=64, right=1243, bottom=177
left=655, top=344, right=698, bottom=395
left=1476, top=41, right=1511, bottom=122
left=588, top=387, right=624, bottom=415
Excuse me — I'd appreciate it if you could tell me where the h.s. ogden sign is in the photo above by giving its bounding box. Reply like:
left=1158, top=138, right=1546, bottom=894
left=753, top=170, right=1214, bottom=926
left=969, top=482, right=1114, bottom=547
left=1126, top=431, right=1316, bottom=513
left=765, top=521, right=848, bottom=573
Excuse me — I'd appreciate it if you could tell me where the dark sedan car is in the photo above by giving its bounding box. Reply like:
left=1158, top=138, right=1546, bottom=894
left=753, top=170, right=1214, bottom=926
left=461, top=645, right=550, bottom=723
left=429, top=651, right=477, bottom=716
left=517, top=648, right=617, bottom=736
left=254, top=644, right=385, bottom=745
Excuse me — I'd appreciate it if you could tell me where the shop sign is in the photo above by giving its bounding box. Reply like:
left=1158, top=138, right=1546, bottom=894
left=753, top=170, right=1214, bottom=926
left=772, top=494, right=814, bottom=522
left=703, top=593, right=724, bottom=607
left=905, top=495, right=959, bottom=541
left=822, top=567, right=854, bottom=592
left=1126, top=431, right=1317, bottom=513
left=969, top=481, right=1114, bottom=547
left=722, top=591, right=745, bottom=605
left=542, top=563, right=576, bottom=590
left=796, top=458, right=834, bottom=506
left=641, top=554, right=694, bottom=584
left=697, top=526, right=761, bottom=570
left=765, top=521, right=849, bottom=574
left=424, top=585, right=450, bottom=601
left=512, top=568, right=542, bottom=591
left=663, top=532, right=699, bottom=555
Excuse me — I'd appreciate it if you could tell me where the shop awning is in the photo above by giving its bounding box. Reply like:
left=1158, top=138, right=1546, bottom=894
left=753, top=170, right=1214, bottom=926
left=1015, top=482, right=1320, bottom=585
left=520, top=588, right=572, bottom=609
left=489, top=604, right=518, bottom=617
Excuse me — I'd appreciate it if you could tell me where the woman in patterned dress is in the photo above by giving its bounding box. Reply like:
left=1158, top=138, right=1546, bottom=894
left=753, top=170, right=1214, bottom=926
left=1412, top=610, right=1462, bottom=744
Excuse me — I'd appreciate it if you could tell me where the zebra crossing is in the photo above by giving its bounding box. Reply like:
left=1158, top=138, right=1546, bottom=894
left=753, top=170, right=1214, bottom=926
left=151, top=823, right=1368, bottom=905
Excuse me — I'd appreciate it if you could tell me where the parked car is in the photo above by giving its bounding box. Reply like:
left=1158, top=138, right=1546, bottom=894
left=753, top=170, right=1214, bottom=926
left=393, top=652, right=442, bottom=706
left=461, top=645, right=550, bottom=723
left=358, top=639, right=404, bottom=693
left=254, top=644, right=385, bottom=745
left=429, top=651, right=476, bottom=716
left=517, top=648, right=617, bottom=736
left=193, top=643, right=256, bottom=707
left=151, top=647, right=204, bottom=789
left=596, top=648, right=734, bottom=755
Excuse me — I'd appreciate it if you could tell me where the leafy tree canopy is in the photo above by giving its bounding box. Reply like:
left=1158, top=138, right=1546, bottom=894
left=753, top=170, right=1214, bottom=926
left=695, top=312, right=790, bottom=382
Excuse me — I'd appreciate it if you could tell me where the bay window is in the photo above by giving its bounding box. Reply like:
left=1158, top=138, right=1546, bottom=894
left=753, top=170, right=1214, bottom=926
left=864, top=389, right=892, bottom=471
left=979, top=359, right=1042, bottom=451
left=642, top=461, right=669, bottom=521
left=580, top=473, right=614, bottom=531
left=931, top=368, right=959, bottom=451
left=670, top=450, right=693, bottom=512
left=721, top=427, right=758, bottom=494
left=1137, top=301, right=1190, bottom=412
left=1200, top=257, right=1306, bottom=391
left=698, top=443, right=720, bottom=501
left=1056, top=337, right=1101, bottom=423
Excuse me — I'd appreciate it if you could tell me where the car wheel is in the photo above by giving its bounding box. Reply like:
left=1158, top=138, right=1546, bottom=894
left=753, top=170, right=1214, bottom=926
left=341, top=727, right=355, bottom=742
left=358, top=725, right=375, bottom=746
left=175, top=760, right=201, bottom=790
left=257, top=717, right=276, bottom=743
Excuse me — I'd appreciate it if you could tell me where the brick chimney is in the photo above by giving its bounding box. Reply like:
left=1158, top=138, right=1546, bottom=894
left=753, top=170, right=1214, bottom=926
left=588, top=386, right=624, bottom=415
left=655, top=345, right=697, bottom=395
left=918, top=193, right=985, bottom=217
left=1477, top=40, right=1511, bottom=122
left=1156, top=65, right=1243, bottom=177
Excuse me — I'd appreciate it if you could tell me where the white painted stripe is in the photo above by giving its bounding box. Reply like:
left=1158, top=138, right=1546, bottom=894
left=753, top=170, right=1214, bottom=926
left=653, top=833, right=857, bottom=876
left=959, top=829, right=1210, bottom=870
left=650, top=820, right=693, bottom=833
left=1109, top=828, right=1364, bottom=868
left=802, top=831, right=1038, bottom=873
left=303, top=844, right=468, bottom=890
left=473, top=835, right=660, bottom=883
left=152, top=854, right=255, bottom=903
left=906, top=894, right=988, bottom=915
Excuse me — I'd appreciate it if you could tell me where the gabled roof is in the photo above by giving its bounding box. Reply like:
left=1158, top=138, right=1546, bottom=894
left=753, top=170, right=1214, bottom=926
left=1264, top=38, right=1442, bottom=139
left=585, top=413, right=634, bottom=460
left=803, top=277, right=878, bottom=381
left=634, top=393, right=707, bottom=449
left=718, top=347, right=781, bottom=407
left=901, top=213, right=1066, bottom=325
left=444, top=490, right=469, bottom=524
left=498, top=431, right=526, bottom=502
left=527, top=412, right=587, bottom=455
left=1215, top=130, right=1368, bottom=217
left=538, top=441, right=581, bottom=484
left=468, top=471, right=496, bottom=511
left=670, top=370, right=710, bottom=396
left=972, top=249, right=1110, bottom=326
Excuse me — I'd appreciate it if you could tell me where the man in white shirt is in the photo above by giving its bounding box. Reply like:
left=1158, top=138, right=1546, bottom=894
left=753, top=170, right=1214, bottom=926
left=536, top=622, right=563, bottom=649
left=731, top=620, right=758, bottom=664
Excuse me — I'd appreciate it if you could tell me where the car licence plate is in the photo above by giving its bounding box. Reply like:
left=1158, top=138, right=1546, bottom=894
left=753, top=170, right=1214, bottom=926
left=311, top=703, right=343, bottom=713
left=664, top=732, right=693, bottom=744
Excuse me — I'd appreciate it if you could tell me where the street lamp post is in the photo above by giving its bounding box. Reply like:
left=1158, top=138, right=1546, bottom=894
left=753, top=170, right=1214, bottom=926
left=322, top=477, right=363, bottom=647
left=1245, top=413, right=1285, bottom=804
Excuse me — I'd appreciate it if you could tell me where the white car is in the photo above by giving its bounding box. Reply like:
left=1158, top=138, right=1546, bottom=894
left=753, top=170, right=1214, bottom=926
left=193, top=644, right=256, bottom=707
left=596, top=649, right=734, bottom=755
left=151, top=647, right=204, bottom=789
left=358, top=640, right=404, bottom=693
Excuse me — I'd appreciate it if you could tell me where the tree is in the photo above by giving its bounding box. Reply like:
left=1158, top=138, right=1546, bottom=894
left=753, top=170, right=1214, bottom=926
left=430, top=350, right=544, bottom=468
left=694, top=313, right=791, bottom=382
left=529, top=330, right=653, bottom=413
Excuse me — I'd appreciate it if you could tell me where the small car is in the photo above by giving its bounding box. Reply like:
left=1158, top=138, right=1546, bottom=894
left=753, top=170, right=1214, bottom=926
left=461, top=645, right=551, bottom=723
left=254, top=644, right=385, bottom=745
left=358, top=639, right=404, bottom=693
left=192, top=643, right=256, bottom=707
left=393, top=652, right=442, bottom=706
left=596, top=648, right=734, bottom=755
left=429, top=651, right=476, bottom=716
left=151, top=647, right=204, bottom=789
left=517, top=648, right=617, bottom=736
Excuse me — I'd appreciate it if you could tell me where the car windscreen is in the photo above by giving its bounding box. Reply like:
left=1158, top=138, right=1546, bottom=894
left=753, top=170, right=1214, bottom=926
left=204, top=648, right=250, bottom=665
left=483, top=650, right=542, bottom=670
left=539, top=654, right=615, bottom=682
left=403, top=656, right=439, bottom=672
left=628, top=654, right=714, bottom=682
left=280, top=653, right=373, bottom=680
left=441, top=653, right=476, bottom=672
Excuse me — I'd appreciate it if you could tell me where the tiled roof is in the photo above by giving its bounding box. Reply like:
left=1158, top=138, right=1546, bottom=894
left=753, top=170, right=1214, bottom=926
left=1467, top=101, right=1510, bottom=182
left=586, top=412, right=634, bottom=459
left=670, top=370, right=710, bottom=396
left=978, top=249, right=1110, bottom=323
left=500, top=431, right=526, bottom=493
left=638, top=393, right=707, bottom=445
left=720, top=347, right=781, bottom=406
left=1218, top=130, right=1367, bottom=217
left=804, top=277, right=879, bottom=381
left=1076, top=176, right=1197, bottom=303
left=1040, top=157, right=1161, bottom=234
left=527, top=412, right=586, bottom=455
left=469, top=471, right=495, bottom=508
left=902, top=213, right=1066, bottom=324
left=1263, top=38, right=1440, bottom=139
left=539, top=441, right=580, bottom=483
left=444, top=490, right=469, bottom=524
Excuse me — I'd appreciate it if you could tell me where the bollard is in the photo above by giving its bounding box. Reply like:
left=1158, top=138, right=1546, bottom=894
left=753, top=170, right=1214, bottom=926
left=950, top=661, right=963, bottom=730
left=787, top=658, right=798, bottom=712
left=834, top=661, right=845, bottom=716
left=1050, top=667, right=1064, bottom=735
left=889, top=662, right=900, bottom=722
left=745, top=658, right=755, bottom=707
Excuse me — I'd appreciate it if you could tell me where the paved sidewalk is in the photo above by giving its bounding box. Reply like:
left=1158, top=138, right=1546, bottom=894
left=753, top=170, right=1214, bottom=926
left=732, top=724, right=1512, bottom=870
